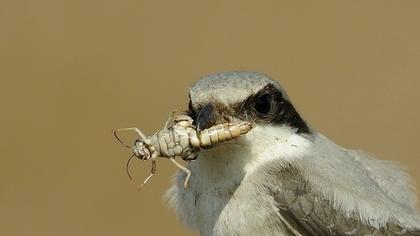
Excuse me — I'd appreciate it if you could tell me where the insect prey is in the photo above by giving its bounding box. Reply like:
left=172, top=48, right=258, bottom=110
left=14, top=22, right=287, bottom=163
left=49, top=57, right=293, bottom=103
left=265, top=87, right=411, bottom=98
left=113, top=112, right=253, bottom=189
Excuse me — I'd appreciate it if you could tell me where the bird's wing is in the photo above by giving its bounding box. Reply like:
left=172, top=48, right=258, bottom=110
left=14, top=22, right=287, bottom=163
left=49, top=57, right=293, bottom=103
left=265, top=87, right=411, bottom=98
left=264, top=163, right=420, bottom=236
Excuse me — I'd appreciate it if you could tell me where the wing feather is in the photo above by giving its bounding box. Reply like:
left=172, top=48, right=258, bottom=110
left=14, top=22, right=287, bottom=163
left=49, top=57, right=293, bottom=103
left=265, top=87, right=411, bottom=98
left=263, top=164, right=420, bottom=235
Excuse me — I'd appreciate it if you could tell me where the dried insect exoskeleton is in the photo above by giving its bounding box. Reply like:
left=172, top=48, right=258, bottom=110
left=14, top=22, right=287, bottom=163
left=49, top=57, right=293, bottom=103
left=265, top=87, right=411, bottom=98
left=113, top=112, right=253, bottom=189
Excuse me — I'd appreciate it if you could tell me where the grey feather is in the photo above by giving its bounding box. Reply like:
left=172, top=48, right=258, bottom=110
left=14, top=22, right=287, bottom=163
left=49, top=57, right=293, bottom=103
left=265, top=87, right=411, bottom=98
left=259, top=133, right=420, bottom=235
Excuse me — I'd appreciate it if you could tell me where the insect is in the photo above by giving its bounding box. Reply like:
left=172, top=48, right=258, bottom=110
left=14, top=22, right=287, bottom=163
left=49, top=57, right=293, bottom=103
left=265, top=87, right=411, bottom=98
left=113, top=112, right=253, bottom=189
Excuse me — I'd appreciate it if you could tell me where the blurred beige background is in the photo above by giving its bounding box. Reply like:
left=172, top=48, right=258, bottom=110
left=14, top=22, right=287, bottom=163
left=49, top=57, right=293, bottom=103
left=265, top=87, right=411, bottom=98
left=1, top=0, right=420, bottom=235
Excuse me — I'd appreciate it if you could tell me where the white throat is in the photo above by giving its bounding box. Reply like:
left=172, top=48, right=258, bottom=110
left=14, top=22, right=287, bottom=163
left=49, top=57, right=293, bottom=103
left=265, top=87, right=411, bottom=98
left=193, top=124, right=312, bottom=178
left=167, top=124, right=313, bottom=234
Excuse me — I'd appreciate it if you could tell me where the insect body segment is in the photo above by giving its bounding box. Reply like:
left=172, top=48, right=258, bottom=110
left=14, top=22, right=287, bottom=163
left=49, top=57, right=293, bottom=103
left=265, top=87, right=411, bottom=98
left=198, top=122, right=253, bottom=147
left=113, top=113, right=253, bottom=189
left=154, top=115, right=200, bottom=161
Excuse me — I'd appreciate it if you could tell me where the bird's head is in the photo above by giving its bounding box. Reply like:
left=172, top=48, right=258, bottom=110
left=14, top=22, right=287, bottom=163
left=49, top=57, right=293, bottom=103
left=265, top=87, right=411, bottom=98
left=188, top=71, right=310, bottom=135
left=186, top=71, right=313, bottom=175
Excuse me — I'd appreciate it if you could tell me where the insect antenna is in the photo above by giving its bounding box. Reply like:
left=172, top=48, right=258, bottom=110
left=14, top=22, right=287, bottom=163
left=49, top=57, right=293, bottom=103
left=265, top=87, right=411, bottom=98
left=126, top=154, right=136, bottom=181
left=112, top=129, right=134, bottom=148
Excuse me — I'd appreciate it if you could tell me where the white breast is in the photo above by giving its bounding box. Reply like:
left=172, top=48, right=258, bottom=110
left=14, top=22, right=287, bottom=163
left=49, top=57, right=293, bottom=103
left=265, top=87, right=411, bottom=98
left=166, top=125, right=312, bottom=236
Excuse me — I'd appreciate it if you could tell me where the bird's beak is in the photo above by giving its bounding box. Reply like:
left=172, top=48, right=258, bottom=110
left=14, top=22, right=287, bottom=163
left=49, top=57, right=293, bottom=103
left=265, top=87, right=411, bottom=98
left=196, top=103, right=217, bottom=131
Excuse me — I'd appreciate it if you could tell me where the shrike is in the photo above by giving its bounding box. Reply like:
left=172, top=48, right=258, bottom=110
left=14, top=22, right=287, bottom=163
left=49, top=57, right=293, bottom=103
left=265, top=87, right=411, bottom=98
left=167, top=72, right=420, bottom=235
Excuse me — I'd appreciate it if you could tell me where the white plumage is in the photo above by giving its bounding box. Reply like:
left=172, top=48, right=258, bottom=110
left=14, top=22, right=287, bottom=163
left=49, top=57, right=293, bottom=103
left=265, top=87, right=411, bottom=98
left=167, top=72, right=420, bottom=236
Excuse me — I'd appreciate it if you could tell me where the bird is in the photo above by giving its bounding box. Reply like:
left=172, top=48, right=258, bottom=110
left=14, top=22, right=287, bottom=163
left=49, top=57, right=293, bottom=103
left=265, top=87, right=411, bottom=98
left=166, top=71, right=420, bottom=236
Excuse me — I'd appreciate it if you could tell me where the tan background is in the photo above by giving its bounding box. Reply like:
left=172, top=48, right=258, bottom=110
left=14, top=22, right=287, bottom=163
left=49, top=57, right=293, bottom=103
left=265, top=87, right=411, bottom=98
left=1, top=1, right=420, bottom=235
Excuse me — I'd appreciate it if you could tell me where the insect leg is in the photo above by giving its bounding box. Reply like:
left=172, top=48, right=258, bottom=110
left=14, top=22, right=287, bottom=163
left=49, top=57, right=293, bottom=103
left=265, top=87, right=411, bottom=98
left=114, top=127, right=147, bottom=140
left=113, top=127, right=148, bottom=144
left=137, top=160, right=157, bottom=190
left=169, top=158, right=191, bottom=189
left=126, top=154, right=135, bottom=180
left=163, top=110, right=178, bottom=130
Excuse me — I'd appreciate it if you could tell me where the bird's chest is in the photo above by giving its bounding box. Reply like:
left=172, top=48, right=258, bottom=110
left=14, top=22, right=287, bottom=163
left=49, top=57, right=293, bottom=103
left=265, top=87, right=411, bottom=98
left=181, top=178, right=273, bottom=235
left=172, top=157, right=287, bottom=236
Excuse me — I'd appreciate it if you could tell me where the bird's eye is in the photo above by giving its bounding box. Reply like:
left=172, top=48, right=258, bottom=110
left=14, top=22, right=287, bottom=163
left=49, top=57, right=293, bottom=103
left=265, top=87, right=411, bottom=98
left=254, top=94, right=272, bottom=114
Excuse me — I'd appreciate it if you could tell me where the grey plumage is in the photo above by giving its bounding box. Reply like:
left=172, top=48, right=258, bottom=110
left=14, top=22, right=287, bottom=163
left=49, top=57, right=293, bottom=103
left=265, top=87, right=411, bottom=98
left=167, top=72, right=420, bottom=236
left=263, top=134, right=420, bottom=235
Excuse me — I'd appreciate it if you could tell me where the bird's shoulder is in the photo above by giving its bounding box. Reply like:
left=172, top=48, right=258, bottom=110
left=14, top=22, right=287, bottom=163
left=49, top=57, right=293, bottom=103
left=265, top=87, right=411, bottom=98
left=257, top=133, right=420, bottom=235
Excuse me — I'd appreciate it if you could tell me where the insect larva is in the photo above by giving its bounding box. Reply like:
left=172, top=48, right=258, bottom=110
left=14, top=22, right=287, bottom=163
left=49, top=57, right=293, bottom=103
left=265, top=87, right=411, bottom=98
left=113, top=112, right=253, bottom=189
left=197, top=122, right=254, bottom=148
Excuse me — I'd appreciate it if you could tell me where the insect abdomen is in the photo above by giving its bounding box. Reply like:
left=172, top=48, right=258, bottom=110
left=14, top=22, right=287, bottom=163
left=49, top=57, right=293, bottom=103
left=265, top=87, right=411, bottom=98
left=152, top=120, right=252, bottom=159
left=199, top=122, right=253, bottom=147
